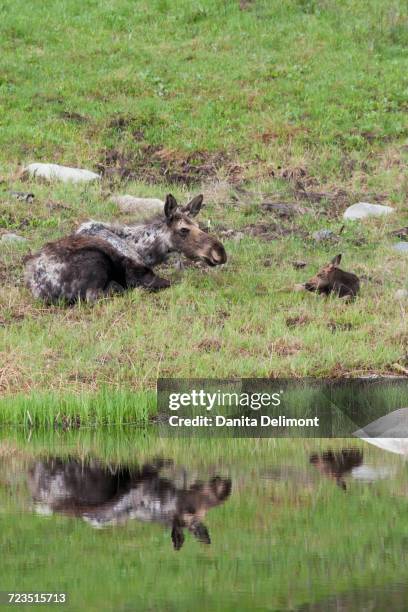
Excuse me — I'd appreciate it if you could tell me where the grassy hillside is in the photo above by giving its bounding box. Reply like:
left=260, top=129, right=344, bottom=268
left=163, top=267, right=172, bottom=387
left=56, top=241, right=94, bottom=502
left=0, top=0, right=407, bottom=413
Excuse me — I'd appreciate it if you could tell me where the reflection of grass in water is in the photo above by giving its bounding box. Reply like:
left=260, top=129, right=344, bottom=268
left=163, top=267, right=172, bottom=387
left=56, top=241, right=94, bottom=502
left=330, top=380, right=408, bottom=426
left=1, top=431, right=407, bottom=611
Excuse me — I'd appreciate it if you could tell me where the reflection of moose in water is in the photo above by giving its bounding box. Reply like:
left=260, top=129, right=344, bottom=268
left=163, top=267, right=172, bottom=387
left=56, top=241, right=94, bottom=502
left=28, top=457, right=231, bottom=550
left=309, top=449, right=363, bottom=490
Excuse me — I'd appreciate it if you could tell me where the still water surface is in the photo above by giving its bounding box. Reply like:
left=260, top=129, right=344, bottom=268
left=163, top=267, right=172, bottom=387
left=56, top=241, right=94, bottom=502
left=1, top=432, right=407, bottom=611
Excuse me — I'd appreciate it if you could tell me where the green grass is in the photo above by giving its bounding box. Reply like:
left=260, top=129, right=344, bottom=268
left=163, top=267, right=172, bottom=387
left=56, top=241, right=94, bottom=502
left=0, top=388, right=156, bottom=427
left=1, top=433, right=408, bottom=611
left=0, top=0, right=408, bottom=414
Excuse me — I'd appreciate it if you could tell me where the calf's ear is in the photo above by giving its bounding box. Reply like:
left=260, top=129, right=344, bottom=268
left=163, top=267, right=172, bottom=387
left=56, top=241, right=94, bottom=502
left=164, top=194, right=178, bottom=219
left=184, top=194, right=203, bottom=217
left=331, top=254, right=342, bottom=266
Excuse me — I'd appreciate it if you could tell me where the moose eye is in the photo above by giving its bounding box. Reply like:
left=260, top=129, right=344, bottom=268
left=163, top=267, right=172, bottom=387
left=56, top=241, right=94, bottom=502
left=179, top=227, right=190, bottom=237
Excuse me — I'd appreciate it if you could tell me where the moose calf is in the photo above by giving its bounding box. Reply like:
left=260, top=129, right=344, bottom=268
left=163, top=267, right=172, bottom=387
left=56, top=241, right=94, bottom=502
left=303, top=254, right=360, bottom=299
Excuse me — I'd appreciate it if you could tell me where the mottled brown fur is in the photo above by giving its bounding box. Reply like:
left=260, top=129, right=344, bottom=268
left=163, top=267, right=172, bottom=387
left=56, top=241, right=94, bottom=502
left=304, top=254, right=360, bottom=299
left=28, top=457, right=231, bottom=550
left=24, top=235, right=169, bottom=304
left=25, top=194, right=227, bottom=304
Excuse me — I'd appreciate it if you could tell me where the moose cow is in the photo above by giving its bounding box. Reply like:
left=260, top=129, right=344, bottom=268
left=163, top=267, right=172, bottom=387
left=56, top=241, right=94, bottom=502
left=28, top=457, right=231, bottom=550
left=24, top=194, right=227, bottom=304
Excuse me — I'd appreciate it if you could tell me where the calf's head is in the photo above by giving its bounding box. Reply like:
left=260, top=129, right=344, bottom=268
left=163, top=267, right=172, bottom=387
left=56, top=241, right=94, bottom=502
left=164, top=194, right=227, bottom=266
left=303, top=254, right=359, bottom=298
left=171, top=476, right=232, bottom=550
left=304, top=254, right=342, bottom=294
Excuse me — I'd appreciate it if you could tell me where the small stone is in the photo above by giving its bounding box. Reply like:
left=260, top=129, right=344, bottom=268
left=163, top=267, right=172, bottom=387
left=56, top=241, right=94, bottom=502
left=292, top=260, right=307, bottom=269
left=111, top=195, right=163, bottom=215
left=23, top=163, right=100, bottom=183
left=1, top=233, right=27, bottom=244
left=393, top=242, right=408, bottom=253
left=395, top=289, right=408, bottom=299
left=10, top=191, right=35, bottom=203
left=390, top=226, right=408, bottom=239
left=343, top=202, right=394, bottom=220
left=232, top=231, right=245, bottom=242
left=312, top=229, right=338, bottom=242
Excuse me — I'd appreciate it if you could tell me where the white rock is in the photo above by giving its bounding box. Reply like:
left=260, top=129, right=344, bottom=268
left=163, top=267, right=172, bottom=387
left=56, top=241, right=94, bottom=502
left=111, top=195, right=164, bottom=215
left=393, top=242, right=408, bottom=253
left=343, top=202, right=394, bottom=220
left=24, top=163, right=100, bottom=183
left=395, top=289, right=408, bottom=299
left=1, top=233, right=27, bottom=244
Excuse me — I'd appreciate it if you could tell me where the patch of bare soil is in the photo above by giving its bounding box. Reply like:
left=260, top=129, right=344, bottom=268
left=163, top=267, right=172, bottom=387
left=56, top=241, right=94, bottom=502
left=196, top=338, right=222, bottom=352
left=278, top=166, right=310, bottom=182
left=46, top=200, right=71, bottom=212
left=286, top=315, right=310, bottom=328
left=60, top=111, right=88, bottom=123
left=98, top=146, right=242, bottom=185
left=243, top=221, right=308, bottom=241
left=0, top=260, right=24, bottom=286
left=239, top=0, right=255, bottom=10
left=269, top=338, right=303, bottom=357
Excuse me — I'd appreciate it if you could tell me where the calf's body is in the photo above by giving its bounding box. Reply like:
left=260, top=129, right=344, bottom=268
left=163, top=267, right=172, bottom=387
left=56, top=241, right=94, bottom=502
left=303, top=254, right=360, bottom=299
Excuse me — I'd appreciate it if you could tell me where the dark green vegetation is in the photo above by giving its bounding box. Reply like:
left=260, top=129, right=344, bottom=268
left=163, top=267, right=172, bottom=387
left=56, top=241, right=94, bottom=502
left=0, top=0, right=407, bottom=415
left=1, top=433, right=408, bottom=611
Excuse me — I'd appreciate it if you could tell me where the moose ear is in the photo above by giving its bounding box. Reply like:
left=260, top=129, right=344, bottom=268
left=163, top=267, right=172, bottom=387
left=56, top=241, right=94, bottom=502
left=184, top=194, right=203, bottom=217
left=331, top=254, right=342, bottom=266
left=164, top=194, right=178, bottom=219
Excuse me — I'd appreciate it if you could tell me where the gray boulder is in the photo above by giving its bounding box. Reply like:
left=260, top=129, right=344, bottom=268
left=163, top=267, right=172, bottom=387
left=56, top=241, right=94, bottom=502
left=1, top=233, right=27, bottom=244
left=111, top=195, right=164, bottom=216
left=23, top=163, right=100, bottom=183
left=343, top=202, right=394, bottom=220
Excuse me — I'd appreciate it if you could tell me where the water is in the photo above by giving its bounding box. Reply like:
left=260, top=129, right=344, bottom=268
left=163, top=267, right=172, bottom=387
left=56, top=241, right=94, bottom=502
left=1, top=430, right=407, bottom=611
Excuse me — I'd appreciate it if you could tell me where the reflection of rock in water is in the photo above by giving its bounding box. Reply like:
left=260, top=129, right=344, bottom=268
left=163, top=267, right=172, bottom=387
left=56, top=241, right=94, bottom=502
left=309, top=449, right=363, bottom=490
left=353, top=408, right=408, bottom=456
left=28, top=457, right=231, bottom=550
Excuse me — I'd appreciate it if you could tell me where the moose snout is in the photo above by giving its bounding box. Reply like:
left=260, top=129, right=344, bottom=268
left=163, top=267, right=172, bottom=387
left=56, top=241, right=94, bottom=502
left=208, top=242, right=227, bottom=266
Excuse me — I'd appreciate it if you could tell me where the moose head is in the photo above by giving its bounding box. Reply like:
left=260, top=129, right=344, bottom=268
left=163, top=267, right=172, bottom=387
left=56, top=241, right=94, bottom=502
left=171, top=476, right=232, bottom=550
left=164, top=194, right=227, bottom=267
